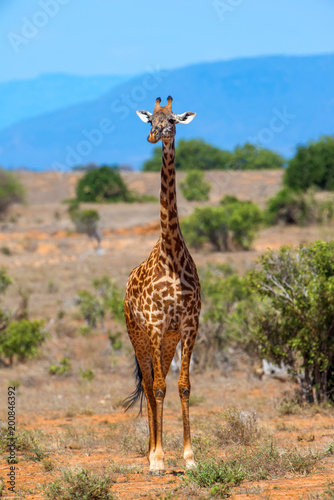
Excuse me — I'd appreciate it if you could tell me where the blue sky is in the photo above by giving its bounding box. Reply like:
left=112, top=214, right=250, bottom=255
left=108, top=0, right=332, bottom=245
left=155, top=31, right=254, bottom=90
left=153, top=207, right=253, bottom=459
left=1, top=0, right=334, bottom=82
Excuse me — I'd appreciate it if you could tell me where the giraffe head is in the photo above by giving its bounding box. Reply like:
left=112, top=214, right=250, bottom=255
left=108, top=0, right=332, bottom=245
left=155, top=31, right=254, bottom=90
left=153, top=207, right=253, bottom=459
left=136, top=96, right=196, bottom=143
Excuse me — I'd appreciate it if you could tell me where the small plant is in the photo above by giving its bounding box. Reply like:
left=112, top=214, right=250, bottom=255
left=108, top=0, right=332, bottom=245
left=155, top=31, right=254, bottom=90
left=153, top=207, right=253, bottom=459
left=0, top=319, right=46, bottom=365
left=79, top=368, right=94, bottom=382
left=108, top=331, right=123, bottom=351
left=49, top=357, right=72, bottom=376
left=0, top=169, right=25, bottom=217
left=77, top=276, right=125, bottom=330
left=0, top=246, right=12, bottom=256
left=68, top=200, right=102, bottom=250
left=0, top=268, right=12, bottom=294
left=215, top=408, right=260, bottom=445
left=121, top=421, right=148, bottom=457
left=277, top=390, right=304, bottom=415
left=44, top=468, right=114, bottom=500
left=184, top=458, right=244, bottom=497
left=179, top=170, right=211, bottom=201
left=42, top=458, right=55, bottom=472
left=79, top=325, right=92, bottom=336
left=47, top=281, right=58, bottom=293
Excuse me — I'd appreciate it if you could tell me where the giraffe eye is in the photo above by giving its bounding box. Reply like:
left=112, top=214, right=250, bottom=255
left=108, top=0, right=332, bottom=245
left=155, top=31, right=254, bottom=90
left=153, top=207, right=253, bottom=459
left=169, top=118, right=177, bottom=125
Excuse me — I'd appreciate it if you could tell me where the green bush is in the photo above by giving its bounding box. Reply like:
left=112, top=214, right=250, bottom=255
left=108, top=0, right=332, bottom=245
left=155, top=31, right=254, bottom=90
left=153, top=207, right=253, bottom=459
left=250, top=241, right=334, bottom=403
left=0, top=319, right=46, bottom=364
left=0, top=268, right=12, bottom=295
left=0, top=169, right=25, bottom=217
left=194, top=265, right=258, bottom=369
left=184, top=458, right=244, bottom=497
left=77, top=290, right=105, bottom=328
left=45, top=468, right=114, bottom=500
left=49, top=357, right=72, bottom=376
left=76, top=165, right=130, bottom=202
left=265, top=188, right=334, bottom=225
left=77, top=276, right=125, bottom=330
left=181, top=197, right=262, bottom=251
left=179, top=170, right=211, bottom=201
left=284, top=136, right=334, bottom=191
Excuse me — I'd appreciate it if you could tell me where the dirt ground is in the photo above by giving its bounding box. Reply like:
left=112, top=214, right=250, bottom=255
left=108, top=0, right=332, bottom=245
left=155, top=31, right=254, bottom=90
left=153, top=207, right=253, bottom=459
left=0, top=170, right=334, bottom=499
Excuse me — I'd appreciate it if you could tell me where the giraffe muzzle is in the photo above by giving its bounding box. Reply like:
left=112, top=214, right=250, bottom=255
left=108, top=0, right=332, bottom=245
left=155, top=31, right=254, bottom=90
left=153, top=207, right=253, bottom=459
left=148, top=129, right=161, bottom=143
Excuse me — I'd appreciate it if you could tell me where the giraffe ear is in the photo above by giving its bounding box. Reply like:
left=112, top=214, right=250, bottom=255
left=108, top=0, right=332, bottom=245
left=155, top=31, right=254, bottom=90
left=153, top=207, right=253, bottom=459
left=136, top=110, right=153, bottom=123
left=173, top=112, right=196, bottom=124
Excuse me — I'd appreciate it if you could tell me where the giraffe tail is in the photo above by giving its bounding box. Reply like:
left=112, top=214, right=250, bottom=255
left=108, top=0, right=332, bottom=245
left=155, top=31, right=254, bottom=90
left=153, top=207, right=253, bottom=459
left=123, top=355, right=146, bottom=416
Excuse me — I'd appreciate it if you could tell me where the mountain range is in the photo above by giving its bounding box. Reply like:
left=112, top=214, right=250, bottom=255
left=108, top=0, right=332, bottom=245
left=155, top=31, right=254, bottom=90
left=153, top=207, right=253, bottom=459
left=0, top=54, right=333, bottom=171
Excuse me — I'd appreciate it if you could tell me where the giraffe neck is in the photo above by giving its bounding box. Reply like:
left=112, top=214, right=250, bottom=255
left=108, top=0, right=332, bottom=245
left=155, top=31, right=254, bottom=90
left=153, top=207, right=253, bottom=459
left=160, top=139, right=183, bottom=256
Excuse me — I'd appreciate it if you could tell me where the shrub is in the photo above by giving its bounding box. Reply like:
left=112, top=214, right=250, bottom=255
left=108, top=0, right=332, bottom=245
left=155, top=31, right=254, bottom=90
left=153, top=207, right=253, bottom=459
left=0, top=169, right=25, bottom=217
left=45, top=468, right=114, bottom=500
left=77, top=290, right=104, bottom=328
left=69, top=203, right=101, bottom=249
left=181, top=197, right=262, bottom=251
left=0, top=268, right=12, bottom=295
left=184, top=458, right=244, bottom=497
left=215, top=408, right=260, bottom=445
left=265, top=188, right=334, bottom=225
left=0, top=319, right=46, bottom=364
left=250, top=241, right=334, bottom=403
left=179, top=170, right=211, bottom=201
left=77, top=276, right=125, bottom=330
left=220, top=196, right=263, bottom=249
left=76, top=165, right=130, bottom=202
left=284, top=136, right=334, bottom=191
left=49, top=357, right=72, bottom=376
left=79, top=368, right=94, bottom=381
left=194, top=265, right=259, bottom=370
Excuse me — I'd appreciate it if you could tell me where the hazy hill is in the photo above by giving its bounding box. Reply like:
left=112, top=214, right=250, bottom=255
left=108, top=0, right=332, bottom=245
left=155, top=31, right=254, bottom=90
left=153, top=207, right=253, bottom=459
left=0, top=73, right=129, bottom=131
left=0, top=54, right=333, bottom=170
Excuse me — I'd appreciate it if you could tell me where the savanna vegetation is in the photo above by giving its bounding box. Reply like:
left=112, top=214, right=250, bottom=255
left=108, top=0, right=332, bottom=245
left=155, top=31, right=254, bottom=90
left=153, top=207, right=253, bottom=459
left=143, top=139, right=285, bottom=171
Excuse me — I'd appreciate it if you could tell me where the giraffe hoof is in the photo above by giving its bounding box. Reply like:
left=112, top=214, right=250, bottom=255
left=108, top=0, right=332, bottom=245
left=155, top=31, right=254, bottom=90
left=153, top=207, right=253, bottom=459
left=185, top=459, right=197, bottom=470
left=149, top=469, right=165, bottom=476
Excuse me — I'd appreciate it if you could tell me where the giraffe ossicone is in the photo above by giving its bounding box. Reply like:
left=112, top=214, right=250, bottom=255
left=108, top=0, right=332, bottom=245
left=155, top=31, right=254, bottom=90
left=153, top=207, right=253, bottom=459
left=124, top=96, right=201, bottom=474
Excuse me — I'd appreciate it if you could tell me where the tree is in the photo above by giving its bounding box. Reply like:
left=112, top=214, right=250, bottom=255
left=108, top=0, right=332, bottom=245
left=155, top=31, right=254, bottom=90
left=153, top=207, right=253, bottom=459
left=179, top=170, right=211, bottom=201
left=76, top=165, right=130, bottom=202
left=250, top=241, right=334, bottom=403
left=142, top=139, right=284, bottom=171
left=67, top=200, right=101, bottom=249
left=230, top=143, right=285, bottom=170
left=143, top=139, right=232, bottom=171
left=284, top=136, right=334, bottom=191
left=0, top=268, right=12, bottom=295
left=0, top=169, right=25, bottom=217
left=181, top=197, right=262, bottom=251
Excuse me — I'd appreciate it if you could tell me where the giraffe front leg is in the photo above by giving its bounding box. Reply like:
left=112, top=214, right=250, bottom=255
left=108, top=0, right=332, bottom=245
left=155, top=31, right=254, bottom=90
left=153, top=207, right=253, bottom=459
left=179, top=331, right=198, bottom=470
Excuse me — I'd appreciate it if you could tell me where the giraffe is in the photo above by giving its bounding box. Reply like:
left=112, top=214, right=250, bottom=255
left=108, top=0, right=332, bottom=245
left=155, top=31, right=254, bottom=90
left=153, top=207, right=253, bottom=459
left=123, top=96, right=201, bottom=474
